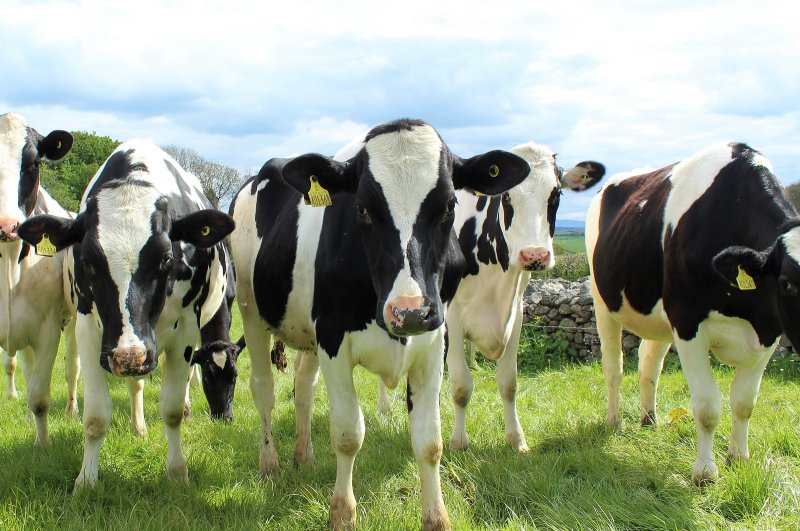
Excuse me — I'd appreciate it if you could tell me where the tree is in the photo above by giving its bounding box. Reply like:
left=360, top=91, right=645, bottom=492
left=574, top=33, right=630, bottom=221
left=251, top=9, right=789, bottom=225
left=785, top=183, right=800, bottom=214
left=40, top=131, right=120, bottom=212
left=162, top=145, right=244, bottom=209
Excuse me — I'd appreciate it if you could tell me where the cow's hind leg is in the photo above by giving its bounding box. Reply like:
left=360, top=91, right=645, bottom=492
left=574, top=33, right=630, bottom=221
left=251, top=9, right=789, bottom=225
left=727, top=348, right=773, bottom=464
left=63, top=318, right=80, bottom=416
left=595, top=303, right=624, bottom=427
left=294, top=350, right=319, bottom=466
left=496, top=309, right=528, bottom=453
left=376, top=378, right=391, bottom=415
left=160, top=346, right=191, bottom=482
left=127, top=377, right=146, bottom=436
left=637, top=340, right=671, bottom=426
left=26, top=323, right=60, bottom=447
left=2, top=349, right=18, bottom=399
left=446, top=319, right=472, bottom=450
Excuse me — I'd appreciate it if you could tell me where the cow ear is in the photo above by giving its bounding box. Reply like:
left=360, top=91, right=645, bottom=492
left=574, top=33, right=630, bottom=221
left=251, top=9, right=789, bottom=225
left=712, top=245, right=776, bottom=287
left=282, top=153, right=358, bottom=205
left=452, top=150, right=530, bottom=196
left=39, top=131, right=74, bottom=161
left=17, top=213, right=85, bottom=250
left=170, top=210, right=235, bottom=248
left=560, top=161, right=605, bottom=191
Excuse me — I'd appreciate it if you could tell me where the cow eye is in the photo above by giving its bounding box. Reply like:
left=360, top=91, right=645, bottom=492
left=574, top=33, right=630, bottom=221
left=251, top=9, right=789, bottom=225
left=160, top=254, right=173, bottom=271
left=779, top=277, right=798, bottom=297
left=356, top=204, right=371, bottom=224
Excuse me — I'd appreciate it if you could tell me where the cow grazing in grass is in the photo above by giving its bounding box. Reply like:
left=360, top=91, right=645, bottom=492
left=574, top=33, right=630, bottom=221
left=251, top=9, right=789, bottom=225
left=447, top=142, right=604, bottom=452
left=0, top=113, right=77, bottom=445
left=230, top=118, right=530, bottom=530
left=18, top=140, right=235, bottom=490
left=586, top=142, right=800, bottom=484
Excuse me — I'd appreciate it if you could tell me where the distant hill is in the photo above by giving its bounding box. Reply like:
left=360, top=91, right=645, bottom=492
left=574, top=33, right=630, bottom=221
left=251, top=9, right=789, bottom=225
left=555, top=219, right=585, bottom=232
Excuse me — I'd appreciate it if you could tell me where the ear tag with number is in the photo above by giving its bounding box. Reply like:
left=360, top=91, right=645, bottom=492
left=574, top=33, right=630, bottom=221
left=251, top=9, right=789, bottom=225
left=36, top=233, right=56, bottom=257
left=306, top=175, right=332, bottom=207
left=736, top=265, right=756, bottom=291
left=489, top=164, right=500, bottom=178
left=201, top=225, right=211, bottom=237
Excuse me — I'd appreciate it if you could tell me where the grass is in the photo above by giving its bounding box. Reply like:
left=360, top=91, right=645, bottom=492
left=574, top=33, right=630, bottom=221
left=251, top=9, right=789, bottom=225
left=553, top=229, right=586, bottom=255
left=1, top=310, right=799, bottom=530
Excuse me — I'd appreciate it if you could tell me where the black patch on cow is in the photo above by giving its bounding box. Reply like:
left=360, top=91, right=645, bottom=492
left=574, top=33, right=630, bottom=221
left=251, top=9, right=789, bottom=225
left=476, top=197, right=510, bottom=271
left=365, top=118, right=428, bottom=141
left=475, top=195, right=488, bottom=212
left=458, top=217, right=480, bottom=277
left=546, top=188, right=561, bottom=237
left=19, top=128, right=42, bottom=216
left=17, top=241, right=30, bottom=263
left=501, top=193, right=514, bottom=231
left=406, top=379, right=413, bottom=412
left=593, top=166, right=674, bottom=314
left=183, top=345, right=193, bottom=361
left=86, top=149, right=148, bottom=198
left=443, top=326, right=449, bottom=362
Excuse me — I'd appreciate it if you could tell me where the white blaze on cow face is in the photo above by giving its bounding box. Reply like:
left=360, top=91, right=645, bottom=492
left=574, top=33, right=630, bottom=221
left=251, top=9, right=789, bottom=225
left=365, top=124, right=442, bottom=318
left=95, top=184, right=160, bottom=351
left=212, top=351, right=227, bottom=369
left=781, top=227, right=800, bottom=264
left=0, top=114, right=28, bottom=228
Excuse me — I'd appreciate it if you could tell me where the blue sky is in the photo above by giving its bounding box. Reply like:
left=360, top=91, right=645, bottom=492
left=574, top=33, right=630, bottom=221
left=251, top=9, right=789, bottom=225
left=2, top=0, right=798, bottom=220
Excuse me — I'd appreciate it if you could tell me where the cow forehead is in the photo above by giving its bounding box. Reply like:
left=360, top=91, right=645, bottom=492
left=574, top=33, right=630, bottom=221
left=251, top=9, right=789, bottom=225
left=95, top=184, right=160, bottom=270
left=0, top=113, right=28, bottom=178
left=509, top=142, right=559, bottom=194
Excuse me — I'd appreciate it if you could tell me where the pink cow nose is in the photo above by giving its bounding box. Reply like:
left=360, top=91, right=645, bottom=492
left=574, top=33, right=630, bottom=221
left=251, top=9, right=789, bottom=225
left=385, top=295, right=432, bottom=335
left=0, top=218, right=20, bottom=242
left=519, top=247, right=550, bottom=271
left=110, top=346, right=149, bottom=376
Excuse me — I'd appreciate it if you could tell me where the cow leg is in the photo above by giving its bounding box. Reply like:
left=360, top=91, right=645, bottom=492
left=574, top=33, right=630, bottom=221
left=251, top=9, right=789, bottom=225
left=496, top=309, right=528, bottom=453
left=127, top=377, right=146, bottom=437
left=727, top=349, right=772, bottom=464
left=63, top=318, right=80, bottom=416
left=376, top=378, right=391, bottom=415
left=446, top=318, right=472, bottom=450
left=245, top=319, right=279, bottom=477
left=27, top=325, right=60, bottom=447
left=2, top=349, right=18, bottom=399
left=160, top=347, right=191, bottom=482
left=408, top=337, right=451, bottom=531
left=595, top=304, right=624, bottom=427
left=320, top=353, right=363, bottom=530
left=674, top=337, right=720, bottom=485
left=294, top=350, right=319, bottom=466
left=465, top=342, right=476, bottom=368
left=74, top=317, right=110, bottom=492
left=637, top=340, right=671, bottom=426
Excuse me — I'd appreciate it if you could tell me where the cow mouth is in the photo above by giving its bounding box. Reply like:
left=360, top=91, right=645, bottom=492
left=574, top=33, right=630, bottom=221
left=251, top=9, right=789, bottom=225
left=105, top=353, right=158, bottom=377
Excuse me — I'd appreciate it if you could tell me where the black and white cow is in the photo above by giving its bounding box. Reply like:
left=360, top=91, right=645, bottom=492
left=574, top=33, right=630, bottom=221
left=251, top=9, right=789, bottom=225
left=230, top=119, right=530, bottom=530
left=18, top=140, right=235, bottom=491
left=446, top=142, right=604, bottom=452
left=0, top=112, right=77, bottom=446
left=586, top=142, right=800, bottom=484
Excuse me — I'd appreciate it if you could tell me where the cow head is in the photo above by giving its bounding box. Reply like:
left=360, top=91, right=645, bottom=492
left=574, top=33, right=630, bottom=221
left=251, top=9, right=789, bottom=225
left=498, top=142, right=605, bottom=271
left=713, top=226, right=800, bottom=350
left=186, top=338, right=242, bottom=421
left=0, top=113, right=72, bottom=242
left=282, top=119, right=530, bottom=337
left=17, top=173, right=235, bottom=377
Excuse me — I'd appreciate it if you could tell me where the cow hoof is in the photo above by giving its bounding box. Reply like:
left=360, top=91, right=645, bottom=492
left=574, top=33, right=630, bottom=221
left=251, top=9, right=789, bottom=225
left=377, top=401, right=391, bottom=416
left=604, top=413, right=622, bottom=429
left=183, top=402, right=191, bottom=419
left=131, top=424, right=147, bottom=438
left=65, top=402, right=79, bottom=417
left=692, top=460, right=719, bottom=487
left=726, top=450, right=750, bottom=466
left=259, top=445, right=280, bottom=477
left=329, top=493, right=357, bottom=530
left=640, top=411, right=657, bottom=427
left=422, top=513, right=451, bottom=531
left=73, top=475, right=96, bottom=494
left=449, top=434, right=469, bottom=451
left=34, top=435, right=51, bottom=448
left=505, top=433, right=530, bottom=454
left=6, top=390, right=18, bottom=400
left=294, top=444, right=315, bottom=467
left=166, top=461, right=189, bottom=483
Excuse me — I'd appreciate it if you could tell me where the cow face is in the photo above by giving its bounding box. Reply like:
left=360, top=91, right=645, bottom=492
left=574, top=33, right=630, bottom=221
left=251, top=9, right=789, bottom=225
left=283, top=119, right=530, bottom=337
left=501, top=143, right=605, bottom=271
left=0, top=113, right=72, bottom=242
left=17, top=196, right=234, bottom=377
left=186, top=340, right=241, bottom=421
left=713, top=227, right=800, bottom=350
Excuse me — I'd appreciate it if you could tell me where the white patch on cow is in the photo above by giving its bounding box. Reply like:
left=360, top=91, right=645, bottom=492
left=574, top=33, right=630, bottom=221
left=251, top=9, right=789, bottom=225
left=638, top=199, right=648, bottom=210
left=365, top=124, right=441, bottom=301
left=212, top=351, right=227, bottom=369
left=781, top=227, right=800, bottom=264
left=0, top=113, right=28, bottom=223
left=95, top=183, right=158, bottom=350
left=663, top=142, right=735, bottom=242
left=752, top=153, right=774, bottom=173
left=283, top=203, right=323, bottom=349
left=255, top=180, right=268, bottom=193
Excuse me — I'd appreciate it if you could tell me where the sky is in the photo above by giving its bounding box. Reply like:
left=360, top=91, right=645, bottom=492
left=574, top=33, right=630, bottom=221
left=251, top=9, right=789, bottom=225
left=2, top=0, right=799, bottom=220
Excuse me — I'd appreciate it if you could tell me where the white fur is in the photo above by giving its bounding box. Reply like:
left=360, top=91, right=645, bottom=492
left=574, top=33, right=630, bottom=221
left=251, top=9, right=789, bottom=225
left=0, top=113, right=28, bottom=223
left=781, top=226, right=800, bottom=264
left=212, top=351, right=227, bottom=369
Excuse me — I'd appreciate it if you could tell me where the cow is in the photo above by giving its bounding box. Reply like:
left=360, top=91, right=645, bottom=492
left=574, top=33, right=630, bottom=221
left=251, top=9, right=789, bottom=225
left=17, top=139, right=235, bottom=491
left=0, top=112, right=77, bottom=446
left=586, top=141, right=800, bottom=485
left=230, top=118, right=530, bottom=530
left=446, top=142, right=604, bottom=452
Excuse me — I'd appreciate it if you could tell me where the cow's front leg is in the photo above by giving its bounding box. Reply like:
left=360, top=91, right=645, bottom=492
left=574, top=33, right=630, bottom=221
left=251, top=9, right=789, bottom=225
left=3, top=349, right=18, bottom=400
left=160, top=347, right=191, bottom=482
left=675, top=336, right=720, bottom=485
left=63, top=319, right=81, bottom=416
left=408, top=339, right=450, bottom=531
left=320, top=352, right=363, bottom=530
left=74, top=317, right=110, bottom=493
left=595, top=303, right=624, bottom=427
left=27, top=323, right=61, bottom=446
left=127, top=377, right=146, bottom=436
left=446, top=318, right=472, bottom=450
left=294, top=350, right=319, bottom=466
left=376, top=378, right=391, bottom=415
left=496, top=308, right=528, bottom=453
left=727, top=348, right=773, bottom=464
left=637, top=340, right=671, bottom=426
left=245, top=323, right=279, bottom=477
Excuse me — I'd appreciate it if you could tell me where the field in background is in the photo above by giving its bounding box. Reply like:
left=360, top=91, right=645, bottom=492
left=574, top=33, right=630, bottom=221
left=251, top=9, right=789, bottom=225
left=553, top=228, right=586, bottom=255
left=0, top=307, right=798, bottom=530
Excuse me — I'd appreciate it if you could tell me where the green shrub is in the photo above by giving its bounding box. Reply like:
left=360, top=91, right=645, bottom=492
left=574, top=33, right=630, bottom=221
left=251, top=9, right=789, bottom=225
left=532, top=253, right=590, bottom=282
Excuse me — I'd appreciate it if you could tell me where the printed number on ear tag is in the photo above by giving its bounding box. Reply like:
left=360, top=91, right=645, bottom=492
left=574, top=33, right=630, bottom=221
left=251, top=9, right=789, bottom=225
left=306, top=175, right=332, bottom=208
left=36, top=234, right=56, bottom=257
left=736, top=265, right=756, bottom=291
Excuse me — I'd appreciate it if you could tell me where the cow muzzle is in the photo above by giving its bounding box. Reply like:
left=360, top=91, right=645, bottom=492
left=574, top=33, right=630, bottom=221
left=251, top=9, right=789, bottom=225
left=0, top=218, right=20, bottom=242
left=108, top=346, right=155, bottom=377
left=519, top=247, right=551, bottom=271
left=384, top=296, right=437, bottom=336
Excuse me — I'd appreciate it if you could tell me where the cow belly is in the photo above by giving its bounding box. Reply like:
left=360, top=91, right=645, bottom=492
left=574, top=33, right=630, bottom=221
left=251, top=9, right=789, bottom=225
left=704, top=312, right=777, bottom=368
left=606, top=295, right=673, bottom=343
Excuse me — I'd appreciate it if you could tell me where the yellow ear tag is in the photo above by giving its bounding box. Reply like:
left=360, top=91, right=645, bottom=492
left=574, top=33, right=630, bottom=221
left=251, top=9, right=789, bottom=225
left=489, top=164, right=500, bottom=178
left=736, top=265, right=756, bottom=291
left=201, top=225, right=211, bottom=237
left=306, top=175, right=332, bottom=208
left=35, top=233, right=56, bottom=257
